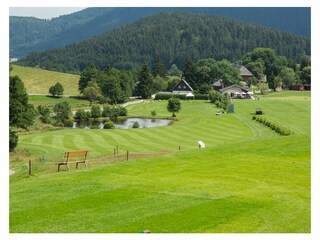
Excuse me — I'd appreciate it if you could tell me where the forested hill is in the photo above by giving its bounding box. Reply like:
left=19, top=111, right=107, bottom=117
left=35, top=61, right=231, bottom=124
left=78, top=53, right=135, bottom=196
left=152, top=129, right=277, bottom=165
left=19, top=12, right=310, bottom=73
left=10, top=7, right=310, bottom=58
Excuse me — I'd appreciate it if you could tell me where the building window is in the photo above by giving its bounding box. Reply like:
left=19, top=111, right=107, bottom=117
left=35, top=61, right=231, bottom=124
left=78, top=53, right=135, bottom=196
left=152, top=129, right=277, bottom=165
left=183, top=86, right=186, bottom=89
left=178, top=85, right=181, bottom=89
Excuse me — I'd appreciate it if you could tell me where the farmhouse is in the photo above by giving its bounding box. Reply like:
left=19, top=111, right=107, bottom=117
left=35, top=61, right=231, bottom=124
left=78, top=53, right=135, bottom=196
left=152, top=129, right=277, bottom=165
left=219, top=84, right=253, bottom=99
left=172, top=78, right=193, bottom=94
left=235, top=65, right=254, bottom=82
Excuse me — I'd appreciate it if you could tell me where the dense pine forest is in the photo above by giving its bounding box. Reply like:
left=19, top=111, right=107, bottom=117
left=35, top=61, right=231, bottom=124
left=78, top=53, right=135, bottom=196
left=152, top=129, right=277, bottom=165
left=10, top=8, right=310, bottom=58
left=18, top=12, right=310, bottom=74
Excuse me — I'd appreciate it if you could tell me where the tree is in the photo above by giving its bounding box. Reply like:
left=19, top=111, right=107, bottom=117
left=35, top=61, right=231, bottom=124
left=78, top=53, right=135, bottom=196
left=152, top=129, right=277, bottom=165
left=10, top=76, right=36, bottom=129
left=53, top=101, right=72, bottom=124
left=256, top=82, right=269, bottom=94
left=37, top=105, right=51, bottom=124
left=182, top=58, right=196, bottom=89
left=278, top=67, right=297, bottom=89
left=90, top=105, right=101, bottom=119
left=49, top=82, right=64, bottom=97
left=212, top=60, right=241, bottom=86
left=83, top=81, right=102, bottom=105
left=242, top=48, right=288, bottom=91
left=168, top=64, right=182, bottom=77
left=167, top=76, right=181, bottom=91
left=75, top=109, right=89, bottom=121
left=152, top=75, right=168, bottom=93
left=300, top=55, right=311, bottom=70
left=199, top=84, right=212, bottom=94
left=152, top=55, right=167, bottom=78
left=78, top=64, right=101, bottom=93
left=167, top=98, right=181, bottom=117
left=300, top=66, right=311, bottom=85
left=9, top=75, right=37, bottom=151
left=136, top=63, right=153, bottom=99
left=100, top=69, right=125, bottom=104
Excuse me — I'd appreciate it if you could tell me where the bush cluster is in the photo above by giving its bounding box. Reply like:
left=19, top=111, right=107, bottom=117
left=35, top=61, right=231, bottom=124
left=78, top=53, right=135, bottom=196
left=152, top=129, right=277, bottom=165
left=102, top=105, right=127, bottom=119
left=154, top=93, right=209, bottom=100
left=104, top=121, right=115, bottom=129
left=253, top=116, right=294, bottom=136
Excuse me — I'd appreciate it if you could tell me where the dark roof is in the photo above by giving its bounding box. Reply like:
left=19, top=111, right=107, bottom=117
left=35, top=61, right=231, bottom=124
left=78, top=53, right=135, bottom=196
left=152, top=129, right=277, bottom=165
left=172, top=78, right=193, bottom=91
left=239, top=66, right=254, bottom=76
left=219, top=84, right=249, bottom=93
left=234, top=64, right=254, bottom=77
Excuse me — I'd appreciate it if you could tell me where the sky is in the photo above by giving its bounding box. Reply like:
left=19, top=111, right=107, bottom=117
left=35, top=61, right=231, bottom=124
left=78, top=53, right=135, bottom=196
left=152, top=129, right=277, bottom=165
left=9, top=7, right=86, bottom=19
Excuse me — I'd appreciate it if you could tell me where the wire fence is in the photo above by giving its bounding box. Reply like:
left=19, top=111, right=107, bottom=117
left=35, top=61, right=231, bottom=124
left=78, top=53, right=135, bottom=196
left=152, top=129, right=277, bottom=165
left=23, top=148, right=191, bottom=176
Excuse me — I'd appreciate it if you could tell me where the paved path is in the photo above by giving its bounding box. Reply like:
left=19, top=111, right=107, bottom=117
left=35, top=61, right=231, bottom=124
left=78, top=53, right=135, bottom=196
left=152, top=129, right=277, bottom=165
left=9, top=169, right=16, bottom=176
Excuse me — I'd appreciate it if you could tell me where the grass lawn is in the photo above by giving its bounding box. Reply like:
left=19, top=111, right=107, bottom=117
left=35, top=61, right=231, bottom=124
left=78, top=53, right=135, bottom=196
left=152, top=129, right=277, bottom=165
left=9, top=91, right=310, bottom=233
left=10, top=65, right=80, bottom=96
left=28, top=95, right=89, bottom=108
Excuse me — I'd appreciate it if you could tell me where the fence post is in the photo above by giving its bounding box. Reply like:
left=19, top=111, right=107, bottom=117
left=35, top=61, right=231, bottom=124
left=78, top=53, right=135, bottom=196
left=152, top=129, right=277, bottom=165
left=127, top=150, right=129, bottom=161
left=179, top=146, right=181, bottom=151
left=29, top=160, right=32, bottom=176
left=114, top=148, right=116, bottom=155
left=116, top=145, right=119, bottom=154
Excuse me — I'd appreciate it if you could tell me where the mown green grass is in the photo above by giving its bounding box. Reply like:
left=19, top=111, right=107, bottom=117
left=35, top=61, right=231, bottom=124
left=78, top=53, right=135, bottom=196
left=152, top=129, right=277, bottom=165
left=10, top=91, right=310, bottom=233
left=28, top=95, right=89, bottom=108
left=10, top=65, right=80, bottom=95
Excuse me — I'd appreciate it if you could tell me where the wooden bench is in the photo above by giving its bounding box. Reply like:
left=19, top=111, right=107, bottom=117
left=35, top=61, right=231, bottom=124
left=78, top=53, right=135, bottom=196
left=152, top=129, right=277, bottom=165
left=57, top=150, right=89, bottom=172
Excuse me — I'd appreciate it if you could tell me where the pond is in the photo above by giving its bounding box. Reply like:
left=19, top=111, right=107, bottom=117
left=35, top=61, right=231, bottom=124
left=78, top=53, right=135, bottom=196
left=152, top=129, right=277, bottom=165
left=73, top=118, right=173, bottom=129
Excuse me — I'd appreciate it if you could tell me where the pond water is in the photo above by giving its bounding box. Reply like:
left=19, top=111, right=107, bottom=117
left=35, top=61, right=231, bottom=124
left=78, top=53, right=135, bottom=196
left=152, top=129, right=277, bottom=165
left=73, top=118, right=173, bottom=129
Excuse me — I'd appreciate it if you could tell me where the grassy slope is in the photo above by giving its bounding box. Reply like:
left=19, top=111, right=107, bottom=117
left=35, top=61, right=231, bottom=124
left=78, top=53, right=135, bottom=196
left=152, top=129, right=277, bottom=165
left=10, top=65, right=80, bottom=96
left=10, top=91, right=310, bottom=233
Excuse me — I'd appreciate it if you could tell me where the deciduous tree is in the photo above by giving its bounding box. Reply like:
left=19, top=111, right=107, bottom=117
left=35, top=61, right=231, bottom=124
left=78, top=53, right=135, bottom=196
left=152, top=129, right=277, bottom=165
left=167, top=98, right=181, bottom=117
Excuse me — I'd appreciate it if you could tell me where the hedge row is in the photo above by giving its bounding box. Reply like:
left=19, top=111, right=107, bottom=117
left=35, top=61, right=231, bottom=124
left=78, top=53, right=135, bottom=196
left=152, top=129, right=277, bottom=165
left=252, top=116, right=294, bottom=136
left=154, top=93, right=208, bottom=100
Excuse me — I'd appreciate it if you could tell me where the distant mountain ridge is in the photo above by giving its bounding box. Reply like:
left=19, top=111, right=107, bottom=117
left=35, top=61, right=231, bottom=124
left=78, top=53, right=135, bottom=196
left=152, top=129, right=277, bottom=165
left=19, top=12, right=310, bottom=73
left=10, top=7, right=310, bottom=58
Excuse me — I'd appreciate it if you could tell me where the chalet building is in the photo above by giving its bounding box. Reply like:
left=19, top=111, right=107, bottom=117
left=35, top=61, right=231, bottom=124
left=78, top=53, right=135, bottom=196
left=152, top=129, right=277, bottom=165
left=219, top=84, right=253, bottom=99
left=234, top=64, right=254, bottom=82
left=172, top=78, right=193, bottom=94
left=212, top=79, right=224, bottom=91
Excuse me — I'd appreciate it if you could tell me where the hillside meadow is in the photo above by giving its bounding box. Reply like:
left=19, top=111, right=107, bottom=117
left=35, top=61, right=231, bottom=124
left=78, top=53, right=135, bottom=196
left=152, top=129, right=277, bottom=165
left=10, top=65, right=80, bottom=96
left=9, top=91, right=310, bottom=233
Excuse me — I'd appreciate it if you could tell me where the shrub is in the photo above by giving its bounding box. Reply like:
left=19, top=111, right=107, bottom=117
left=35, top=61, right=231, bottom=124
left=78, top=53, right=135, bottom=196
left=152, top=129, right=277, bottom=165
left=91, top=105, right=101, bottom=119
left=151, top=110, right=157, bottom=116
left=75, top=109, right=89, bottom=121
left=253, top=116, right=293, bottom=136
left=104, top=121, right=115, bottom=129
left=9, top=129, right=18, bottom=152
left=132, top=121, right=140, bottom=128
left=63, top=119, right=73, bottom=127
left=194, top=94, right=209, bottom=100
left=154, top=93, right=186, bottom=100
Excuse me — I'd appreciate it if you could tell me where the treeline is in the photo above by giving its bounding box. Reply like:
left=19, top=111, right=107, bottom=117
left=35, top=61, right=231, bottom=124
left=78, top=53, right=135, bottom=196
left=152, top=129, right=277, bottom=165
left=76, top=48, right=311, bottom=105
left=19, top=12, right=310, bottom=74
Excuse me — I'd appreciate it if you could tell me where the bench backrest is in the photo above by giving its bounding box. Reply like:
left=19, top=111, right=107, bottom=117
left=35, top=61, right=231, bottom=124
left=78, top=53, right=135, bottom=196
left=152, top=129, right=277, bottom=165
left=64, top=150, right=89, bottom=162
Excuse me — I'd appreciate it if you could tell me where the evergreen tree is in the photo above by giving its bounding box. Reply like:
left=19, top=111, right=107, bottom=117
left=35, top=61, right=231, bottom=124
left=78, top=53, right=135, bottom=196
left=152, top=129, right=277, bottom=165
left=9, top=75, right=37, bottom=151
left=152, top=55, right=167, bottom=78
left=182, top=58, right=196, bottom=89
left=100, top=69, right=125, bottom=104
left=78, top=64, right=101, bottom=93
left=136, top=63, right=153, bottom=99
